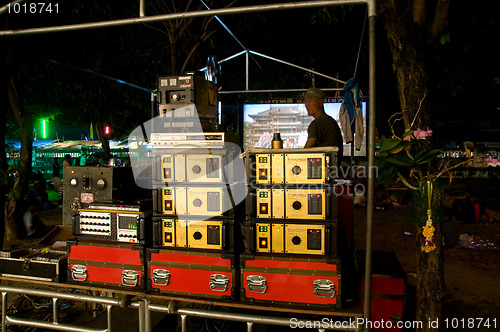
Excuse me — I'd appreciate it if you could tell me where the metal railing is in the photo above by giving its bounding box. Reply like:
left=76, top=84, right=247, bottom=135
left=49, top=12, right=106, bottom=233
left=1, top=285, right=142, bottom=332
left=1, top=285, right=361, bottom=332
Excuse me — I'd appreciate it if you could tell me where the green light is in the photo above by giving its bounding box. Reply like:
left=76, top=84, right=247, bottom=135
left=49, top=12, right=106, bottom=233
left=42, top=120, right=46, bottom=139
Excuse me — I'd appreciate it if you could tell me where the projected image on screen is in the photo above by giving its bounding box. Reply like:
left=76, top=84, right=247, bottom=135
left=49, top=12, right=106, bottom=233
left=243, top=101, right=367, bottom=156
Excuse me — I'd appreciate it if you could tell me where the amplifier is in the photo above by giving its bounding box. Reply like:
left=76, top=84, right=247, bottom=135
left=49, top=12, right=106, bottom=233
left=243, top=220, right=338, bottom=256
left=73, top=202, right=152, bottom=244
left=151, top=132, right=225, bottom=148
left=153, top=186, right=233, bottom=217
left=157, top=75, right=217, bottom=106
left=185, top=154, right=223, bottom=183
left=187, top=187, right=227, bottom=216
left=62, top=166, right=149, bottom=226
left=250, top=187, right=336, bottom=220
left=156, top=153, right=225, bottom=183
left=255, top=153, right=328, bottom=184
left=157, top=74, right=218, bottom=121
left=248, top=148, right=338, bottom=184
left=152, top=218, right=235, bottom=251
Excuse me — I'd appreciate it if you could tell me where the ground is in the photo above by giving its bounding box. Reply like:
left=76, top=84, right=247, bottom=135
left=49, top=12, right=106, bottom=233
left=6, top=177, right=500, bottom=331
left=354, top=208, right=500, bottom=331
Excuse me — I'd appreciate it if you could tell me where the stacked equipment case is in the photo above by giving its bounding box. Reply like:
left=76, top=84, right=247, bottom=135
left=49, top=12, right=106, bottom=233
left=241, top=147, right=343, bottom=308
left=148, top=143, right=242, bottom=300
left=145, top=73, right=242, bottom=300
left=67, top=200, right=153, bottom=290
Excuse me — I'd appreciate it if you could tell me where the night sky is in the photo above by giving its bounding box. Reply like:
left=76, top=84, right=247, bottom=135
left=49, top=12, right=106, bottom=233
left=2, top=0, right=500, bottom=146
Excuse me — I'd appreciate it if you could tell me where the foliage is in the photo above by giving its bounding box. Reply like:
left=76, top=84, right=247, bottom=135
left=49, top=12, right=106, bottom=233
left=376, top=109, right=441, bottom=191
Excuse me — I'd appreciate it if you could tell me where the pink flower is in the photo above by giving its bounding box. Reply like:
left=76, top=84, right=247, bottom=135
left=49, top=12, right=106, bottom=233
left=413, top=129, right=428, bottom=139
left=413, top=127, right=433, bottom=140
left=486, top=156, right=500, bottom=167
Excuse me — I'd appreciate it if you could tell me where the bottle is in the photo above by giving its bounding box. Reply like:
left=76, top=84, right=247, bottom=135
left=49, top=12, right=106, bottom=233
left=272, top=133, right=283, bottom=149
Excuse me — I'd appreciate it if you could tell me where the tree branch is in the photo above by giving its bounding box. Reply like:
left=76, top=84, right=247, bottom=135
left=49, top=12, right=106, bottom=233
left=429, top=0, right=450, bottom=41
left=412, top=0, right=426, bottom=26
left=397, top=171, right=418, bottom=190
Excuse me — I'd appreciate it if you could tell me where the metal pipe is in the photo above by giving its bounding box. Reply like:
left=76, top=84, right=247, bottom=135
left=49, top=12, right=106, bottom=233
left=139, top=0, right=146, bottom=17
left=5, top=316, right=107, bottom=332
left=219, top=88, right=343, bottom=94
left=199, top=0, right=247, bottom=51
left=246, top=49, right=249, bottom=90
left=249, top=50, right=346, bottom=85
left=2, top=292, right=7, bottom=331
left=181, top=314, right=187, bottom=332
left=198, top=50, right=247, bottom=71
left=218, top=50, right=247, bottom=64
left=176, top=307, right=358, bottom=330
left=364, top=0, right=377, bottom=330
left=247, top=321, right=253, bottom=332
left=143, top=300, right=152, bottom=332
left=0, top=285, right=125, bottom=306
left=0, top=0, right=368, bottom=37
left=53, top=298, right=59, bottom=324
left=107, top=305, right=113, bottom=332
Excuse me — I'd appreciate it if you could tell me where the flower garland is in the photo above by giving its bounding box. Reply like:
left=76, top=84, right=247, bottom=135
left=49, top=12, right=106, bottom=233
left=421, top=181, right=436, bottom=253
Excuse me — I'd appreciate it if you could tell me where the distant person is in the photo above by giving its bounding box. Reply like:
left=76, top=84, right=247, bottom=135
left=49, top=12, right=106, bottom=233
left=52, top=157, right=61, bottom=178
left=354, top=186, right=367, bottom=208
left=464, top=188, right=492, bottom=223
left=27, top=180, right=45, bottom=210
left=22, top=199, right=48, bottom=238
left=375, top=183, right=393, bottom=210
left=442, top=207, right=460, bottom=248
left=63, top=154, right=72, bottom=167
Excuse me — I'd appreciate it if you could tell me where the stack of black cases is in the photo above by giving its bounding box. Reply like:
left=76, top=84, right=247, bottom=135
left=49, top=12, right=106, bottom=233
left=241, top=147, right=343, bottom=309
left=149, top=144, right=243, bottom=300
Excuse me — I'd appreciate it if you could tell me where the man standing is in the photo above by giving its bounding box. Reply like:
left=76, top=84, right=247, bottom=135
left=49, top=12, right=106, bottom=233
left=303, top=88, right=343, bottom=155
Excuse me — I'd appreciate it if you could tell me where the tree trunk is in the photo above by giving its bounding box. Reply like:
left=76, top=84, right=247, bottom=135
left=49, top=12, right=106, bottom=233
left=4, top=75, right=33, bottom=248
left=411, top=182, right=445, bottom=332
left=380, top=0, right=431, bottom=130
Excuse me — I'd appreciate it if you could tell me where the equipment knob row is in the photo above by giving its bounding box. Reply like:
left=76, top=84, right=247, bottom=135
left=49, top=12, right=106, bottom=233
left=82, top=222, right=109, bottom=226
left=82, top=228, right=109, bottom=233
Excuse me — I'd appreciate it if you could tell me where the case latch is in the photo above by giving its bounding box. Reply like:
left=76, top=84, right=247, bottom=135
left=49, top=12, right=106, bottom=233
left=71, top=265, right=87, bottom=281
left=122, top=270, right=139, bottom=287
left=313, top=279, right=335, bottom=298
left=152, top=269, right=170, bottom=286
left=209, top=274, right=229, bottom=292
left=246, top=275, right=267, bottom=294
left=22, top=258, right=31, bottom=271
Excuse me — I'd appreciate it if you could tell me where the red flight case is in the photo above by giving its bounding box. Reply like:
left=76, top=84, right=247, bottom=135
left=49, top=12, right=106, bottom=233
left=146, top=248, right=237, bottom=300
left=358, top=250, right=406, bottom=330
left=67, top=240, right=146, bottom=290
left=240, top=254, right=342, bottom=309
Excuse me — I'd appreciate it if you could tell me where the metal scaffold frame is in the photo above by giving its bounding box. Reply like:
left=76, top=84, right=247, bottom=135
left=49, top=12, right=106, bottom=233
left=1, top=285, right=361, bottom=332
left=0, top=0, right=377, bottom=330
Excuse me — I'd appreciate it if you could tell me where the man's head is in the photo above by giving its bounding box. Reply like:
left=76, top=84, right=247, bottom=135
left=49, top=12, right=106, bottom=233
left=303, top=88, right=325, bottom=118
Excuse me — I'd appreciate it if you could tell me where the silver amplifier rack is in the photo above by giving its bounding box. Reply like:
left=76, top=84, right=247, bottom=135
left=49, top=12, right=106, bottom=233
left=151, top=132, right=225, bottom=148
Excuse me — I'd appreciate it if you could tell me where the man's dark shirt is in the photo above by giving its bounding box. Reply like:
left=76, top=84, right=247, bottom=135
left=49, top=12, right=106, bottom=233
left=308, top=113, right=343, bottom=155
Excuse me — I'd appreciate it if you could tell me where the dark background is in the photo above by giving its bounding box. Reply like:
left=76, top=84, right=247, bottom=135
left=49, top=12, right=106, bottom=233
left=2, top=0, right=500, bottom=147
